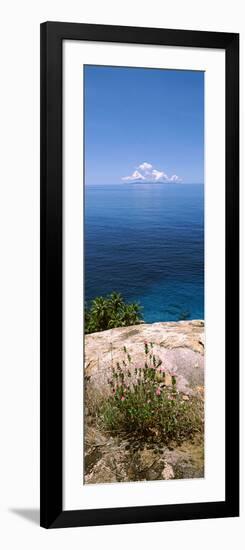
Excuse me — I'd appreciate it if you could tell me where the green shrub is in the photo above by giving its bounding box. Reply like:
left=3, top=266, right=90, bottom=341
left=100, top=343, right=203, bottom=444
left=85, top=292, right=142, bottom=334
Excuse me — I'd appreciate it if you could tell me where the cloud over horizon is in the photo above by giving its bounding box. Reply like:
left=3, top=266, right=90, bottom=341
left=122, top=162, right=182, bottom=183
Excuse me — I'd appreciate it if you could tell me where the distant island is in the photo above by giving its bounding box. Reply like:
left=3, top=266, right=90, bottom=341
left=122, top=179, right=179, bottom=184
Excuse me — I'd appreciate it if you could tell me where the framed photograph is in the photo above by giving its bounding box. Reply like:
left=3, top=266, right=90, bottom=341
left=40, top=22, right=239, bottom=528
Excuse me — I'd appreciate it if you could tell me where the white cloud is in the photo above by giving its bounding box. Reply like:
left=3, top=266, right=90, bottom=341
left=138, top=162, right=153, bottom=172
left=122, top=169, right=145, bottom=181
left=152, top=169, right=168, bottom=181
left=169, top=174, right=181, bottom=182
left=122, top=162, right=182, bottom=183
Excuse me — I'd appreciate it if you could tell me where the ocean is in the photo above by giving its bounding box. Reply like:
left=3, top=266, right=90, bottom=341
left=85, top=183, right=204, bottom=323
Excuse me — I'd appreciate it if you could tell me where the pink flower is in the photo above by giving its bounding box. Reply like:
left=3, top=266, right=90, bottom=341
left=155, top=387, right=161, bottom=396
left=121, top=396, right=125, bottom=401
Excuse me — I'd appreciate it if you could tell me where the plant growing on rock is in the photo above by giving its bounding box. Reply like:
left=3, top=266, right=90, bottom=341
left=85, top=292, right=143, bottom=334
left=100, top=343, right=204, bottom=444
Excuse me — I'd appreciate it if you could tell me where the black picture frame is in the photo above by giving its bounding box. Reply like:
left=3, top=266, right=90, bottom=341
left=40, top=21, right=239, bottom=529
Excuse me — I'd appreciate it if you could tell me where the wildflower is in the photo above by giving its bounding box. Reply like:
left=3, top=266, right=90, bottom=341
left=121, top=396, right=125, bottom=401
left=155, top=387, right=161, bottom=396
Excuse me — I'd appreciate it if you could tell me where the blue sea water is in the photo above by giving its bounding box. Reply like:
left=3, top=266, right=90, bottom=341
left=85, top=184, right=204, bottom=323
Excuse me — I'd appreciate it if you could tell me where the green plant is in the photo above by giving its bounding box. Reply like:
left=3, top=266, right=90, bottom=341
left=100, top=343, right=203, bottom=444
left=85, top=292, right=142, bottom=334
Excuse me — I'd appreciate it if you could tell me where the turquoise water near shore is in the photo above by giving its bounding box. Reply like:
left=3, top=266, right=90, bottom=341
left=85, top=183, right=204, bottom=323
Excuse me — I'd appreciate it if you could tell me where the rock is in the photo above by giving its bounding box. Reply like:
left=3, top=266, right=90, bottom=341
left=138, top=448, right=156, bottom=471
left=84, top=425, right=204, bottom=484
left=84, top=321, right=205, bottom=485
left=162, top=438, right=204, bottom=479
left=162, top=463, right=174, bottom=480
left=85, top=320, right=204, bottom=397
left=85, top=459, right=118, bottom=484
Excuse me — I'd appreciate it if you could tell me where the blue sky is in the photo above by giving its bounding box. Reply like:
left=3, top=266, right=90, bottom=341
left=84, top=65, right=204, bottom=185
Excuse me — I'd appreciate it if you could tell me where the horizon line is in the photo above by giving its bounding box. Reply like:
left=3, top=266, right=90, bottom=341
left=85, top=181, right=204, bottom=185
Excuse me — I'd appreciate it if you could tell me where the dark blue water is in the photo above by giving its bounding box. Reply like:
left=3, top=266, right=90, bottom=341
left=85, top=184, right=204, bottom=322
